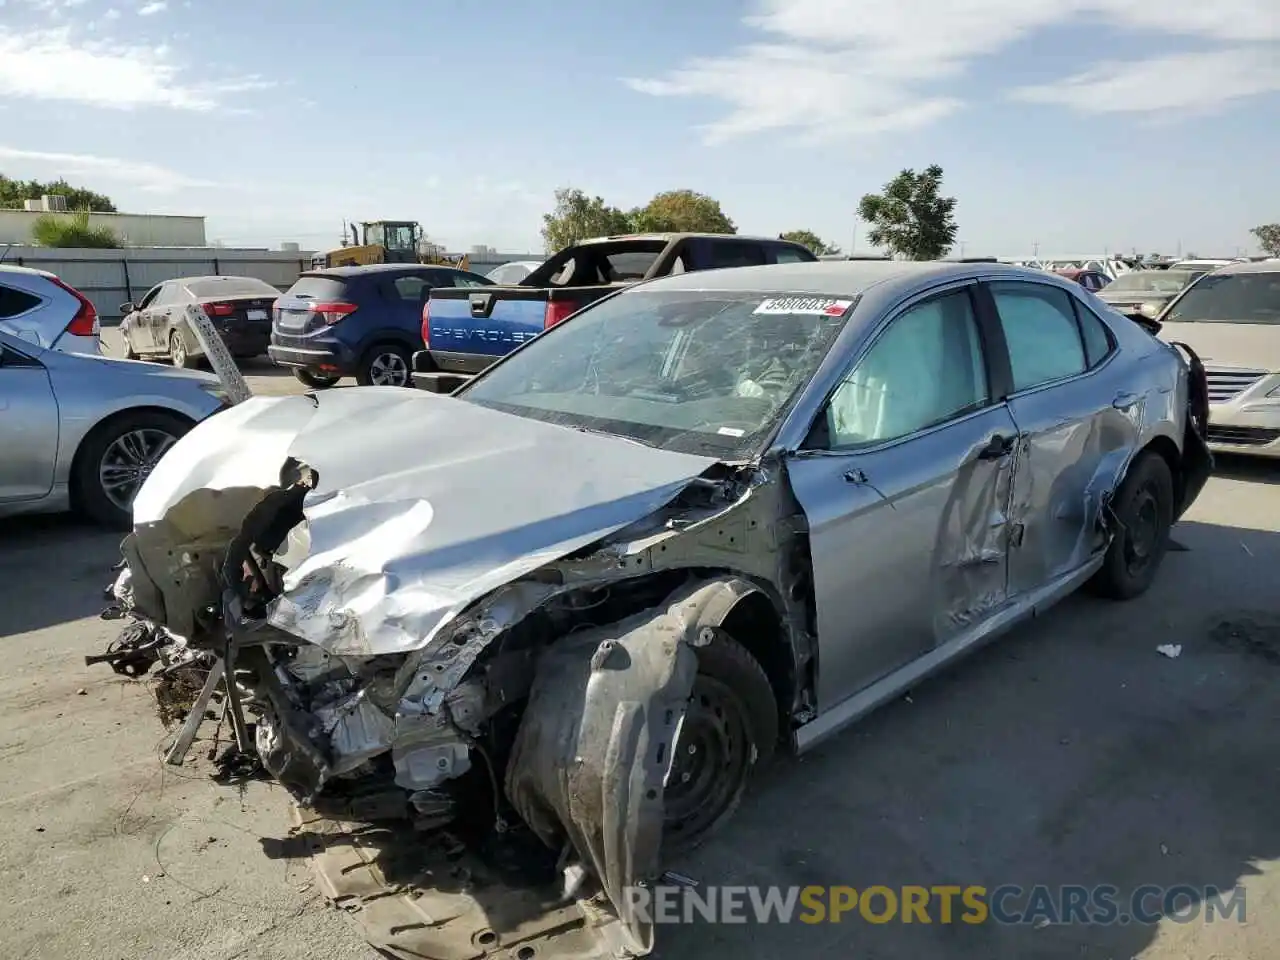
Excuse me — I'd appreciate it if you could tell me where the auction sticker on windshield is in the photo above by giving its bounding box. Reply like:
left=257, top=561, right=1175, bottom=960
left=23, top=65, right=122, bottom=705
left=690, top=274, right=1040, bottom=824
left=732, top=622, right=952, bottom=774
left=754, top=297, right=854, bottom=316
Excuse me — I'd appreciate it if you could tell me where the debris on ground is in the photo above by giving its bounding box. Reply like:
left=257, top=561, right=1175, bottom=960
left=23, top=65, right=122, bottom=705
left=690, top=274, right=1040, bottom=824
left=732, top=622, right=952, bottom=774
left=75, top=688, right=87, bottom=696
left=1156, top=644, right=1182, bottom=659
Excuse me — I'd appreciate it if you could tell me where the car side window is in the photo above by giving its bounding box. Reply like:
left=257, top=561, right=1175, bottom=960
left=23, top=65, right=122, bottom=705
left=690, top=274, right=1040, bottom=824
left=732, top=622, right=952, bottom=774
left=1074, top=300, right=1115, bottom=367
left=0, top=283, right=41, bottom=319
left=990, top=282, right=1087, bottom=391
left=771, top=245, right=812, bottom=264
left=706, top=241, right=766, bottom=269
left=392, top=275, right=432, bottom=301
left=825, top=289, right=989, bottom=448
left=138, top=285, right=162, bottom=309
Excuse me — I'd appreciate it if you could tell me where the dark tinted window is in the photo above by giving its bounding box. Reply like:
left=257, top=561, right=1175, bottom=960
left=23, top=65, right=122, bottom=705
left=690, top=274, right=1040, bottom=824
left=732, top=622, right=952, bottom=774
left=392, top=275, right=432, bottom=301
left=285, top=275, right=350, bottom=300
left=990, top=282, right=1087, bottom=390
left=1165, top=272, right=1280, bottom=324
left=1075, top=301, right=1115, bottom=367
left=707, top=241, right=766, bottom=269
left=0, top=284, right=41, bottom=319
left=444, top=270, right=494, bottom=288
left=187, top=277, right=278, bottom=298
left=772, top=245, right=813, bottom=264
left=603, top=250, right=660, bottom=280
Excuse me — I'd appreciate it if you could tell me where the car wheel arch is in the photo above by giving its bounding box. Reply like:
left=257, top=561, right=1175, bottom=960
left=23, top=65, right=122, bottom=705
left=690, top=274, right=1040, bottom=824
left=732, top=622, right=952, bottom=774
left=67, top=405, right=196, bottom=510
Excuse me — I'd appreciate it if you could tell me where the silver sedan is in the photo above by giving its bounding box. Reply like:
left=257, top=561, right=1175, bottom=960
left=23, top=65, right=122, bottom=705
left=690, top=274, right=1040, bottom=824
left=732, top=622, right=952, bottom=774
left=0, top=329, right=229, bottom=528
left=110, top=261, right=1210, bottom=959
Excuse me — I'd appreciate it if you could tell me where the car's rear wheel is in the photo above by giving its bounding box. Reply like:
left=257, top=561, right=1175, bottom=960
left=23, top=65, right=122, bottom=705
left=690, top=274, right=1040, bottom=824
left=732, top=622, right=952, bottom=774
left=75, top=410, right=192, bottom=529
left=357, top=343, right=412, bottom=387
left=169, top=330, right=195, bottom=369
left=663, top=631, right=777, bottom=855
left=293, top=369, right=341, bottom=389
left=1088, top=450, right=1175, bottom=600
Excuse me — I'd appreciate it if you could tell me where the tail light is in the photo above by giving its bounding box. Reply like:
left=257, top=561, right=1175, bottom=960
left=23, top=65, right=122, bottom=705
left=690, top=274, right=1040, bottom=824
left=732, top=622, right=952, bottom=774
left=421, top=300, right=430, bottom=347
left=203, top=302, right=236, bottom=318
left=48, top=276, right=99, bottom=337
left=310, top=301, right=358, bottom=325
left=544, top=299, right=576, bottom=329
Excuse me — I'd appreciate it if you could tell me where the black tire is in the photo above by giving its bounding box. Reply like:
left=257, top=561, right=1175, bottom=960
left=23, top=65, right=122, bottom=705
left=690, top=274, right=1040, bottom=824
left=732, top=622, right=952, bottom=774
left=1088, top=451, right=1175, bottom=600
left=169, top=330, right=195, bottom=369
left=75, top=410, right=193, bottom=530
left=293, top=368, right=341, bottom=389
left=356, top=343, right=412, bottom=387
left=663, top=631, right=778, bottom=855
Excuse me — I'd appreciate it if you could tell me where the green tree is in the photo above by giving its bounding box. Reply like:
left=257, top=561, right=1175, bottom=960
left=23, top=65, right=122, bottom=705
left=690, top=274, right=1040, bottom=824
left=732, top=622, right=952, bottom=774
left=31, top=210, right=120, bottom=248
left=541, top=187, right=633, bottom=253
left=780, top=229, right=840, bottom=256
left=629, top=189, right=736, bottom=234
left=1251, top=223, right=1280, bottom=258
left=857, top=165, right=958, bottom=260
left=0, top=174, right=117, bottom=212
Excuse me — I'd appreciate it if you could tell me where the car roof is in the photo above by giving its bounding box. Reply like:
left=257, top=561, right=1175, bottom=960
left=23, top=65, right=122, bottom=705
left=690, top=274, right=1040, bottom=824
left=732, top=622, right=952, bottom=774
left=176, top=274, right=276, bottom=284
left=0, top=264, right=56, bottom=279
left=639, top=259, right=1065, bottom=297
left=308, top=263, right=455, bottom=277
left=1207, top=259, right=1280, bottom=276
left=576, top=232, right=806, bottom=246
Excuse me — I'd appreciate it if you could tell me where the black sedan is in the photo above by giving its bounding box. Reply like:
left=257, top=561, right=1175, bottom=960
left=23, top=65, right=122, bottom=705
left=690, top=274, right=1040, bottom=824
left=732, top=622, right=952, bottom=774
left=118, top=275, right=283, bottom=368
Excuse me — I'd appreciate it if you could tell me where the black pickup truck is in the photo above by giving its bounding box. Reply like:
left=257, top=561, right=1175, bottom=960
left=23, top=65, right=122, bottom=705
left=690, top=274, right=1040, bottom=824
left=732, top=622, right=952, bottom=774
left=412, top=232, right=816, bottom=391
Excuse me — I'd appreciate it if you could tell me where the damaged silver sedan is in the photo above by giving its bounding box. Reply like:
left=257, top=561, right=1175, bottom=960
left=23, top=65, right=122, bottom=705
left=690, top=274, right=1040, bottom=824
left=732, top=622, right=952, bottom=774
left=106, top=260, right=1211, bottom=959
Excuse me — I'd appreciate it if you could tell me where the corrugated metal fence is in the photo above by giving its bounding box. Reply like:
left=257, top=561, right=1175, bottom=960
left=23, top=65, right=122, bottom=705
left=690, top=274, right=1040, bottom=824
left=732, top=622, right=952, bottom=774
left=0, top=246, right=311, bottom=322
left=0, top=246, right=544, bottom=323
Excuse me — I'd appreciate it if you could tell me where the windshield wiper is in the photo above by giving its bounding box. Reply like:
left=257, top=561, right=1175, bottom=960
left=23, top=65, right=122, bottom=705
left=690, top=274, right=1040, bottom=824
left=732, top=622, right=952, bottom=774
left=575, top=425, right=658, bottom=449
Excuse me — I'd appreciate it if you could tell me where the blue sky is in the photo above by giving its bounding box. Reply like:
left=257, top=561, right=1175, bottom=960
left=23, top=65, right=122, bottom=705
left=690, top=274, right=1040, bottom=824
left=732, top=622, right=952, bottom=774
left=1, top=0, right=1277, bottom=256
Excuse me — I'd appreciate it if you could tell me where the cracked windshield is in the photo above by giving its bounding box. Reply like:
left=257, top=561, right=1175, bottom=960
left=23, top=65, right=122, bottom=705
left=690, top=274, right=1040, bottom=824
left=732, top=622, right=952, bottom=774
left=463, top=291, right=853, bottom=456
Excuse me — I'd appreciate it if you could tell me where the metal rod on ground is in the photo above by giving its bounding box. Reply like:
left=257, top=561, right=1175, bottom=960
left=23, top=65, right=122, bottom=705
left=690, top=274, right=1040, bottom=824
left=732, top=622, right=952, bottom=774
left=164, top=658, right=226, bottom=766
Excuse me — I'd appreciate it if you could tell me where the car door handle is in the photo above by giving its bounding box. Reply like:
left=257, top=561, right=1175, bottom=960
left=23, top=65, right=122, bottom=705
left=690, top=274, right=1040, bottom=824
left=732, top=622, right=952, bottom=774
left=977, top=434, right=1015, bottom=460
left=1112, top=391, right=1139, bottom=409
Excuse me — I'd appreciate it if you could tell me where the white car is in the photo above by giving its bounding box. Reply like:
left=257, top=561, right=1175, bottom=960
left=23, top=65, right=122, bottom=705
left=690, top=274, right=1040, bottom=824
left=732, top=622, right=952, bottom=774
left=484, top=259, right=541, bottom=284
left=0, top=264, right=102, bottom=355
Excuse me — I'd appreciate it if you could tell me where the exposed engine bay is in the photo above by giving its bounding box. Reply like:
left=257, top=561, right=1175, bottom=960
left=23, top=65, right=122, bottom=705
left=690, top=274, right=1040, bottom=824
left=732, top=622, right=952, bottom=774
left=99, top=389, right=815, bottom=959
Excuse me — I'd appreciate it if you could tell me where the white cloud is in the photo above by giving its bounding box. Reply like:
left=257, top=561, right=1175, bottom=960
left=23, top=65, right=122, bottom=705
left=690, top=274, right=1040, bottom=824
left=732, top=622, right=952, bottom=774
left=103, top=7, right=119, bottom=17
left=0, top=26, right=273, bottom=110
left=137, top=0, right=166, bottom=14
left=0, top=145, right=218, bottom=193
left=627, top=0, right=1280, bottom=141
left=1012, top=48, right=1280, bottom=114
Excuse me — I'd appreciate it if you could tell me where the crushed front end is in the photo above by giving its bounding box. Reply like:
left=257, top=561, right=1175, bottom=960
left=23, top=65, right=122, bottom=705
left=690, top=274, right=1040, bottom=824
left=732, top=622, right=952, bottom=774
left=98, top=390, right=811, bottom=960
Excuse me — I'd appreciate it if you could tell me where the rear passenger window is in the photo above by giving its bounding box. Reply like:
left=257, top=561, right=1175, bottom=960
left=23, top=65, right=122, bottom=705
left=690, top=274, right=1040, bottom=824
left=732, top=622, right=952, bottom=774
left=392, top=276, right=431, bottom=301
left=707, top=242, right=766, bottom=269
left=1075, top=302, right=1114, bottom=367
left=0, top=284, right=41, bottom=319
left=990, top=282, right=1086, bottom=391
left=773, top=246, right=812, bottom=264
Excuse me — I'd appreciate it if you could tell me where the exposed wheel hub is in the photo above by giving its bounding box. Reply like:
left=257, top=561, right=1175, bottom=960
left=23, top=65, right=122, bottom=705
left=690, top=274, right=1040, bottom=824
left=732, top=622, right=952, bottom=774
left=663, top=675, right=752, bottom=844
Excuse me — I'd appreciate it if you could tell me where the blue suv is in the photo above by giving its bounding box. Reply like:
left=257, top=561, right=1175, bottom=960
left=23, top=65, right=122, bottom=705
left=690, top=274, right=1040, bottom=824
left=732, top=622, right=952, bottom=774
left=268, top=263, right=492, bottom=388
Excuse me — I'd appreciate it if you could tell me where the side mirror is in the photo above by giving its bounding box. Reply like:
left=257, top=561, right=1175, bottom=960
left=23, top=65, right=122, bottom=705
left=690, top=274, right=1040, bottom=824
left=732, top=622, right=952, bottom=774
left=1138, top=302, right=1161, bottom=320
left=119, top=302, right=136, bottom=315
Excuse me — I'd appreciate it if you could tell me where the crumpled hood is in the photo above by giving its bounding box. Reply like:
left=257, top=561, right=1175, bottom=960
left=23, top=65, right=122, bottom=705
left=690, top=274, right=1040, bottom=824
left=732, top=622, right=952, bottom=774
left=133, top=386, right=718, bottom=655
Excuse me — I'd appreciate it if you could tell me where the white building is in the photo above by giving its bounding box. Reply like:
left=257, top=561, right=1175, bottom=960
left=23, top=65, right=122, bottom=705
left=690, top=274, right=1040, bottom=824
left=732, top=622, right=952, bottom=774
left=0, top=197, right=206, bottom=247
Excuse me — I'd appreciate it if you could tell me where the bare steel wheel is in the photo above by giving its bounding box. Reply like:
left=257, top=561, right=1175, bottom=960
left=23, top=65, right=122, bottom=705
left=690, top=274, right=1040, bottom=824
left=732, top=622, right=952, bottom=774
left=75, top=410, right=191, bottom=529
left=662, top=632, right=777, bottom=855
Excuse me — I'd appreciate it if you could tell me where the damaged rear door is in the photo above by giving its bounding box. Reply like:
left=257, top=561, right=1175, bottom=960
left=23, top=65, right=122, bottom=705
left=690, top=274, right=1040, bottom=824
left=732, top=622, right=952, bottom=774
left=980, top=281, right=1136, bottom=595
left=787, top=284, right=1020, bottom=711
